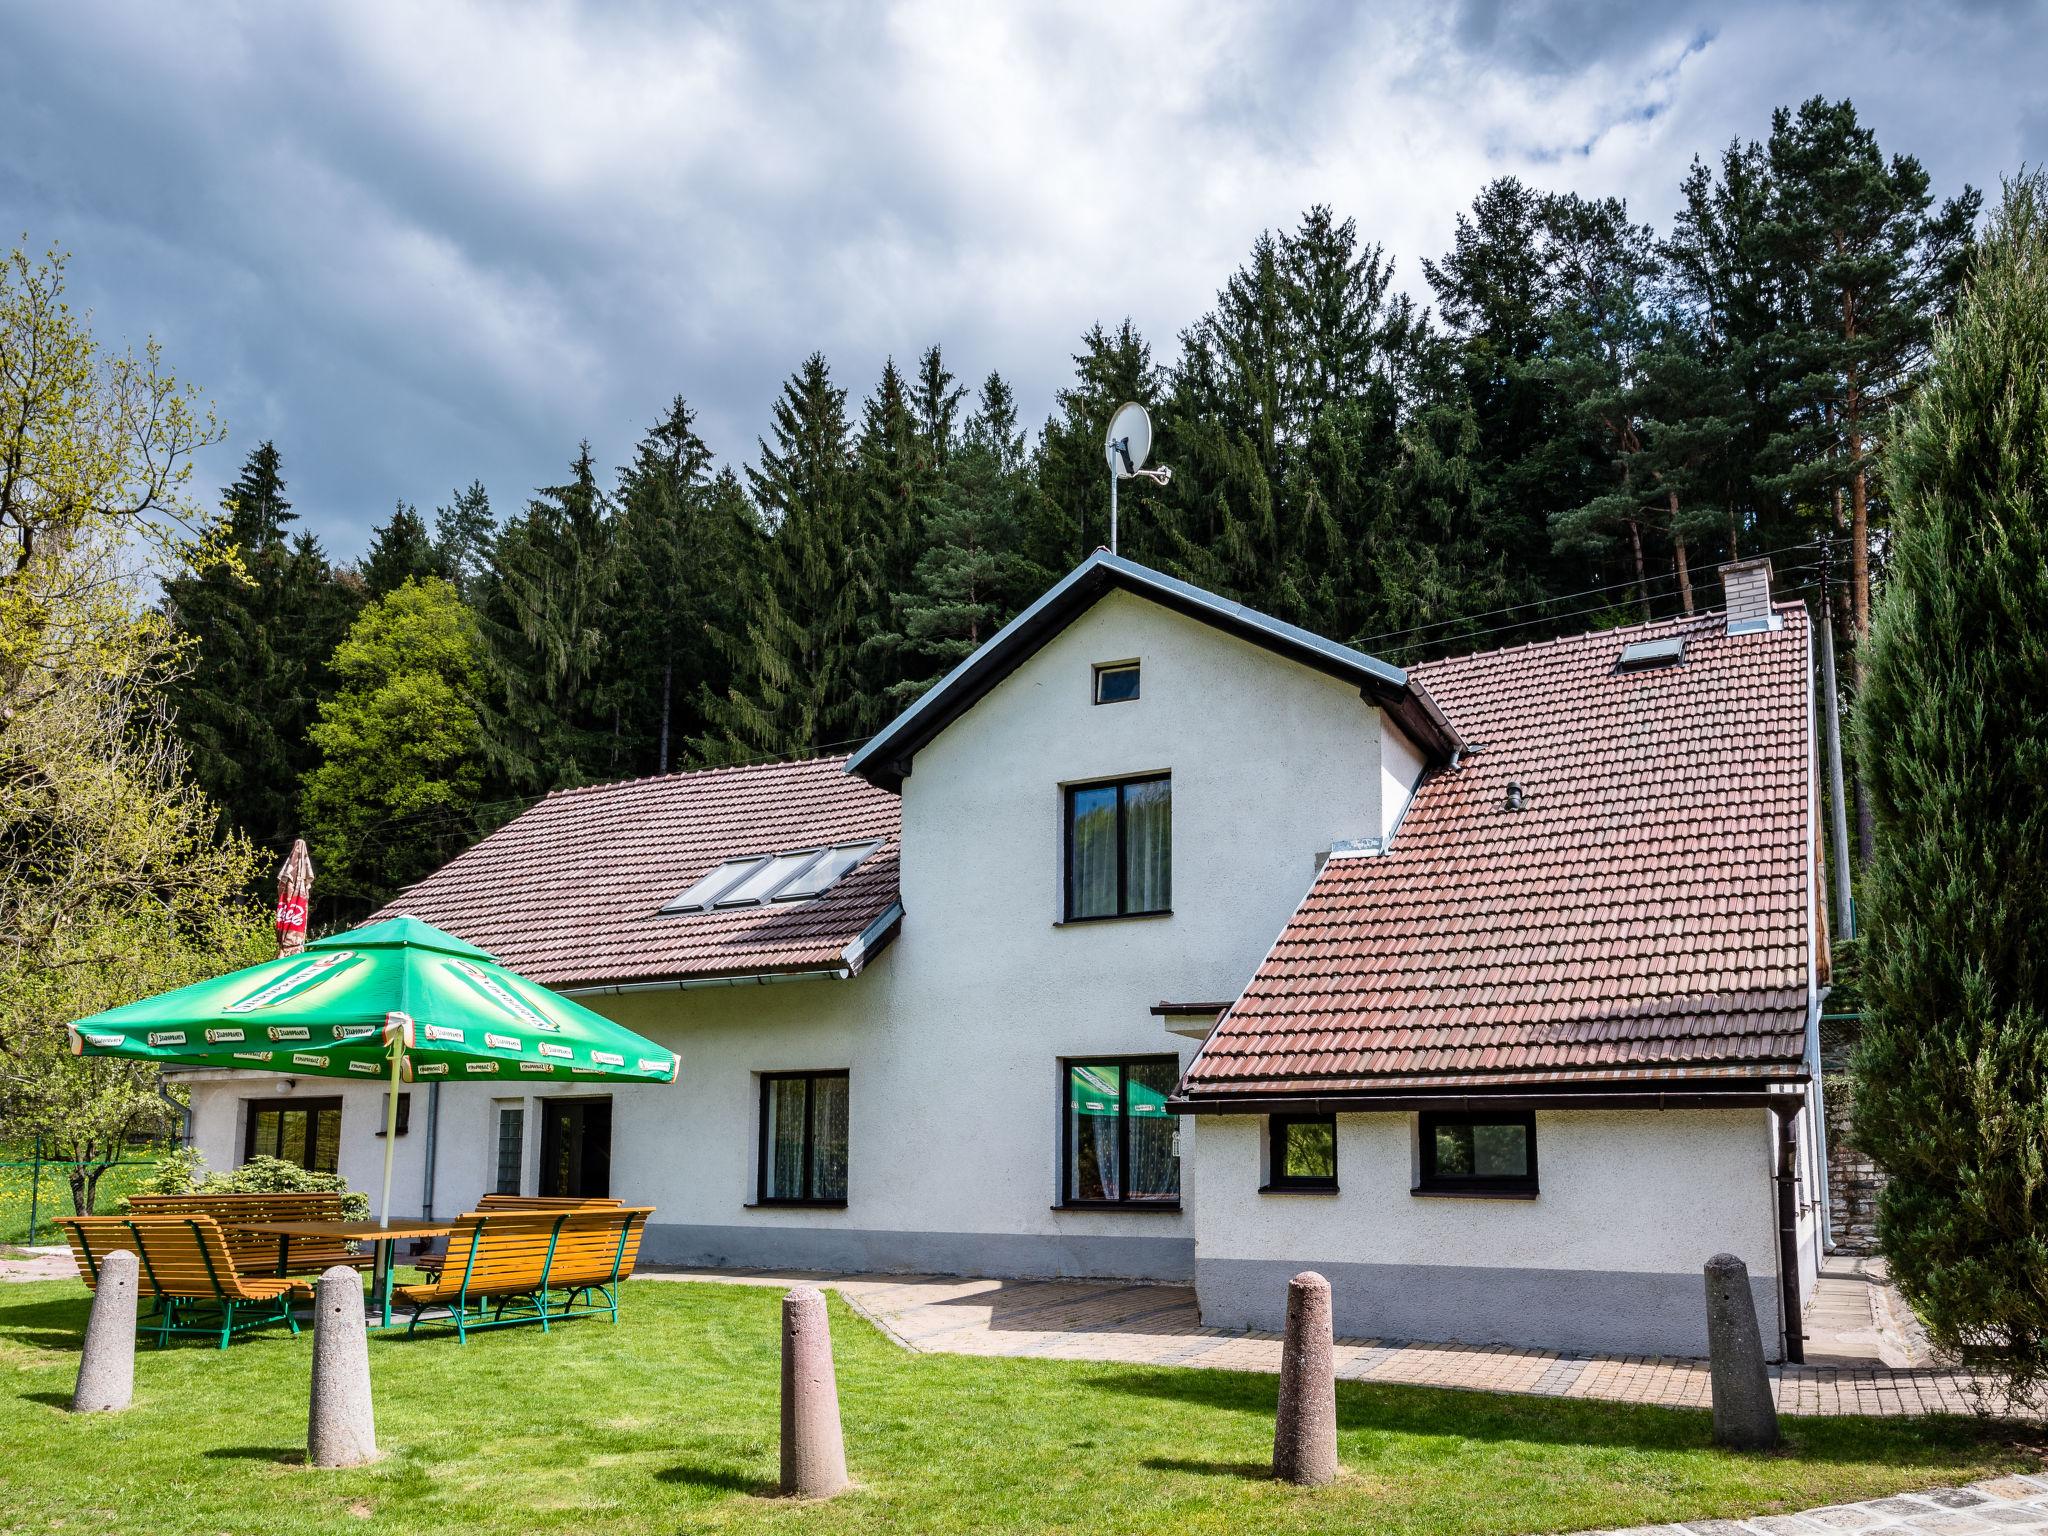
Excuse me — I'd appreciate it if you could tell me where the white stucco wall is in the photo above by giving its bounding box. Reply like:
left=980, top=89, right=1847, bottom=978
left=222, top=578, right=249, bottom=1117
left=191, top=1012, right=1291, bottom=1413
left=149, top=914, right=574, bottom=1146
left=1190, top=1108, right=1798, bottom=1358
left=181, top=586, right=1406, bottom=1282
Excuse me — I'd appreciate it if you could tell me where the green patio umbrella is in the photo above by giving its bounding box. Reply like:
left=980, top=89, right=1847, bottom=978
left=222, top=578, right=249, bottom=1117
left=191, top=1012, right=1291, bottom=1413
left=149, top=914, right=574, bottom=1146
left=67, top=916, right=679, bottom=1225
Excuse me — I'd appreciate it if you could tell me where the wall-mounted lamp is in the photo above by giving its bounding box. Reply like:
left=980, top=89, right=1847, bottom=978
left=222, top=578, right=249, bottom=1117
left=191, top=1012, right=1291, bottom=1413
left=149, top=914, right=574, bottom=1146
left=275, top=1077, right=297, bottom=1095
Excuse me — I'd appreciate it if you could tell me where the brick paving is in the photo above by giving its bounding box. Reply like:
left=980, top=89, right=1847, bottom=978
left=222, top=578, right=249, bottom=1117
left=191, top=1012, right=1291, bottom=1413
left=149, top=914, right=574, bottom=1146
left=637, top=1259, right=2005, bottom=1418
left=1584, top=1475, right=2048, bottom=1536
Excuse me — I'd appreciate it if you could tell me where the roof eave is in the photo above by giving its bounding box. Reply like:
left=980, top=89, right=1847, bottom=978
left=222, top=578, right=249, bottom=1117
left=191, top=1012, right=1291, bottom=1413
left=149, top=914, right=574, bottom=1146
left=1168, top=1077, right=1810, bottom=1116
left=846, top=550, right=1456, bottom=789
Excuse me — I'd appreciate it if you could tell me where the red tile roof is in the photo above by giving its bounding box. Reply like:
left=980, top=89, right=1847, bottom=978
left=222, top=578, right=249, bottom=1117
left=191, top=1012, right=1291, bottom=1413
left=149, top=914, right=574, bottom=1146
left=1178, top=604, right=1816, bottom=1100
left=371, top=756, right=900, bottom=989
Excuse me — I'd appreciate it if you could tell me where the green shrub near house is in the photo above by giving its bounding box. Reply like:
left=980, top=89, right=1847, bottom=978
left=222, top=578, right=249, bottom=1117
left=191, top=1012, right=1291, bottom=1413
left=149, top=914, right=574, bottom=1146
left=120, top=1151, right=370, bottom=1222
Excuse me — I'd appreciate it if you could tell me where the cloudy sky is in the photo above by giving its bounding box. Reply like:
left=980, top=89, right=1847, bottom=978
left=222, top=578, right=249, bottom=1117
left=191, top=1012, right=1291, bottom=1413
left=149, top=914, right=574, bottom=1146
left=5, top=0, right=2041, bottom=556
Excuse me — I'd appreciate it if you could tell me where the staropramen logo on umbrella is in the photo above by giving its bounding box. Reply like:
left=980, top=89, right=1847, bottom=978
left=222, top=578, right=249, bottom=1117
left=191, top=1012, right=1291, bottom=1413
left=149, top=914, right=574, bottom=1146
left=221, top=951, right=360, bottom=1014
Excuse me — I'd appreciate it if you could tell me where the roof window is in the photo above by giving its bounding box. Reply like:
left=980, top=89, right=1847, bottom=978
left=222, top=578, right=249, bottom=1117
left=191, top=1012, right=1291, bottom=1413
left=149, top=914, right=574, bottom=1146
left=661, top=840, right=882, bottom=915
left=1615, top=636, right=1686, bottom=671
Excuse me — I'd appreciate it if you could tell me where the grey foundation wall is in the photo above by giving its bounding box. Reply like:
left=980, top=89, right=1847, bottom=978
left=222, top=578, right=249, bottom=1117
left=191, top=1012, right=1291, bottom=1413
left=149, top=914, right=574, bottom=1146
left=642, top=1221, right=1195, bottom=1282
left=1196, top=1257, right=1786, bottom=1361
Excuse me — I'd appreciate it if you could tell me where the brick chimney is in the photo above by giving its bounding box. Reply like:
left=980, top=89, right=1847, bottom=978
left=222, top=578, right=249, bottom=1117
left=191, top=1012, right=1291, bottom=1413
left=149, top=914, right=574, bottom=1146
left=1720, top=558, right=1782, bottom=634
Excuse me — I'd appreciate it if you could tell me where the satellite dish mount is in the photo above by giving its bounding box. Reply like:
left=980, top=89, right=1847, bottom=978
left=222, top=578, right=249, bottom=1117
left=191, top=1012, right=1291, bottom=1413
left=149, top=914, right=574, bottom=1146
left=1104, top=400, right=1171, bottom=555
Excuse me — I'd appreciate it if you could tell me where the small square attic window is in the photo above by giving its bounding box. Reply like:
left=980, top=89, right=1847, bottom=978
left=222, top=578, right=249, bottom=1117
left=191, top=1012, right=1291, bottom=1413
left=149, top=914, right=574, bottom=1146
left=1094, top=661, right=1140, bottom=704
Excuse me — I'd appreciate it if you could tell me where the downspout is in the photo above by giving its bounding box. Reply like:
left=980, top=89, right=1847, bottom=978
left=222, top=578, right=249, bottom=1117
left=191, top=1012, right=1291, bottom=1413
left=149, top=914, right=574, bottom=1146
left=155, top=1078, right=193, bottom=1147
left=1772, top=1099, right=1806, bottom=1364
left=1806, top=612, right=1835, bottom=1248
left=420, top=1081, right=441, bottom=1220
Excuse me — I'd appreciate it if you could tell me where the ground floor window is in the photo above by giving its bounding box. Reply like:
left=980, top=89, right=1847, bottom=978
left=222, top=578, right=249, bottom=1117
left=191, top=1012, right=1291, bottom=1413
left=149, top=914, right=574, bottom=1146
left=758, top=1071, right=849, bottom=1206
left=1063, top=1058, right=1180, bottom=1206
left=539, top=1097, right=612, bottom=1198
left=244, top=1097, right=342, bottom=1173
left=1266, top=1113, right=1337, bottom=1190
left=494, top=1103, right=525, bottom=1195
left=1416, top=1110, right=1537, bottom=1196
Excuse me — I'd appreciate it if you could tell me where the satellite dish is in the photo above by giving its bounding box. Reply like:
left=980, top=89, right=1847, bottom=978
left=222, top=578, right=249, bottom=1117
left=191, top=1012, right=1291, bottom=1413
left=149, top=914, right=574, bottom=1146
left=1105, top=402, right=1152, bottom=478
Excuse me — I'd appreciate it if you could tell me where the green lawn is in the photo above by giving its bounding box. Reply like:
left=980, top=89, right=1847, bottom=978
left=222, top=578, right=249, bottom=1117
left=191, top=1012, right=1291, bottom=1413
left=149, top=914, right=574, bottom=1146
left=0, top=1278, right=2031, bottom=1536
left=0, top=1148, right=171, bottom=1245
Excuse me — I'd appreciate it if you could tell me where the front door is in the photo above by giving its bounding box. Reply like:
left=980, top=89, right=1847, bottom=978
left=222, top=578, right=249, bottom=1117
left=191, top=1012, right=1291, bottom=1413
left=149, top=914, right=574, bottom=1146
left=538, top=1098, right=613, bottom=1198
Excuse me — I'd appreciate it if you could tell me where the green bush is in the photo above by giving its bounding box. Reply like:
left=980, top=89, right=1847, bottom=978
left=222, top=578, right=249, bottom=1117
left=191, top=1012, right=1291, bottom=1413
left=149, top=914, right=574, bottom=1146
left=1851, top=172, right=2048, bottom=1409
left=116, top=1151, right=370, bottom=1222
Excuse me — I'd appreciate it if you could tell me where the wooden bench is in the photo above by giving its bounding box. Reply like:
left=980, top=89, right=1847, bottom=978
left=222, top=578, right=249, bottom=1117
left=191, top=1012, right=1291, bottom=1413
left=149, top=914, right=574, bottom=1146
left=57, top=1215, right=306, bottom=1348
left=127, top=1192, right=372, bottom=1278
left=395, top=1206, right=653, bottom=1342
left=412, top=1197, right=622, bottom=1274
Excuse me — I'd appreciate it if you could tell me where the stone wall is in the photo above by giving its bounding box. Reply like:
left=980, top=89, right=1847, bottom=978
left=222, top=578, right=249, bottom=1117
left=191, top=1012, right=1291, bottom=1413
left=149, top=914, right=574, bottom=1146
left=1820, top=1018, right=1883, bottom=1254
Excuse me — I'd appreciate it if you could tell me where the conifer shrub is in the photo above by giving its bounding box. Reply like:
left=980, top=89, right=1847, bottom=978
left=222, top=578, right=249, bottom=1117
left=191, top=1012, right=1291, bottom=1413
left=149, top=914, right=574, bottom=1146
left=1851, top=172, right=2048, bottom=1406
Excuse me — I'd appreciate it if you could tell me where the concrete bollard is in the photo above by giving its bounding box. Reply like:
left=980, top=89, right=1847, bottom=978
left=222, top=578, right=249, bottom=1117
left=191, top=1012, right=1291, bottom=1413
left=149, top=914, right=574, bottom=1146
left=72, top=1249, right=138, bottom=1413
left=1704, top=1253, right=1779, bottom=1451
left=779, top=1286, right=849, bottom=1499
left=307, top=1266, right=378, bottom=1468
left=1273, top=1270, right=1339, bottom=1486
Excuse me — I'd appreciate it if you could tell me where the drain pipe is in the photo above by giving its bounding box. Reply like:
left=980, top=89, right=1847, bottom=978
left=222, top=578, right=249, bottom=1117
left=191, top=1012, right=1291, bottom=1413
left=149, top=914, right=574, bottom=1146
left=1772, top=1099, right=1806, bottom=1364
left=420, top=1082, right=441, bottom=1219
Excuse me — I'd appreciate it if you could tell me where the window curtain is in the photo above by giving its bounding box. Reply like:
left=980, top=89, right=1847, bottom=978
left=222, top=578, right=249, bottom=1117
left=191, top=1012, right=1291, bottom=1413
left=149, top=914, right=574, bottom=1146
left=810, top=1075, right=849, bottom=1200
left=1069, top=786, right=1119, bottom=918
left=767, top=1078, right=806, bottom=1198
left=1122, top=779, right=1171, bottom=913
left=1125, top=1059, right=1180, bottom=1200
left=1068, top=1063, right=1122, bottom=1200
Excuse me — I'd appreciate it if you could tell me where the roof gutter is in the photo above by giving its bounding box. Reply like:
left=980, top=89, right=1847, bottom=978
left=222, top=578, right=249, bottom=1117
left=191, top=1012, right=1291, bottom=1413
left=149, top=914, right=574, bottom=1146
left=558, top=968, right=851, bottom=998
left=1168, top=1084, right=1808, bottom=1116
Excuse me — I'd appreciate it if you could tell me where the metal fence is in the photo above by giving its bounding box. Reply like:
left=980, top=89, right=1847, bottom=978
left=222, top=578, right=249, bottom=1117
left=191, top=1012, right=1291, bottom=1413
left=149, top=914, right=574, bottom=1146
left=0, top=1140, right=183, bottom=1247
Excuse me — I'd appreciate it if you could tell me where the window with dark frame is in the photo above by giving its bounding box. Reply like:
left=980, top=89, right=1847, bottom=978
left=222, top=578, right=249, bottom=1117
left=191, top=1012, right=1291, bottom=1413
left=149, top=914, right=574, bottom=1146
left=1416, top=1110, right=1538, bottom=1196
left=1093, top=661, right=1141, bottom=704
left=243, top=1097, right=343, bottom=1173
left=1064, top=774, right=1171, bottom=920
left=374, top=1092, right=411, bottom=1138
left=494, top=1104, right=524, bottom=1195
left=1062, top=1058, right=1181, bottom=1207
left=758, top=1071, right=849, bottom=1206
left=1265, top=1113, right=1338, bottom=1190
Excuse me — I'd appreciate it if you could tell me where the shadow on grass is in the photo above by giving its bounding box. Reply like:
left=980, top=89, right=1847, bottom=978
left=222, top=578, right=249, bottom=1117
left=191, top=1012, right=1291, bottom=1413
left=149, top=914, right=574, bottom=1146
left=1088, top=1368, right=2015, bottom=1466
left=19, top=1390, right=73, bottom=1410
left=202, top=1446, right=302, bottom=1465
left=654, top=1464, right=779, bottom=1496
left=1144, top=1456, right=1272, bottom=1479
left=0, top=1295, right=85, bottom=1352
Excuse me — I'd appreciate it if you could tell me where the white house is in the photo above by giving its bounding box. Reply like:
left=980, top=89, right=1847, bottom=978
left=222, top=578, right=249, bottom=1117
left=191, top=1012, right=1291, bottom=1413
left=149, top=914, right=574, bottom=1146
left=176, top=550, right=1829, bottom=1360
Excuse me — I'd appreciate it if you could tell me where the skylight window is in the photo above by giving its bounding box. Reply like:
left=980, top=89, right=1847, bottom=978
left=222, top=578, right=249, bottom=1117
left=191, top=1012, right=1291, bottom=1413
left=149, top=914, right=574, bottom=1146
left=1616, top=636, right=1687, bottom=671
left=660, top=840, right=882, bottom=915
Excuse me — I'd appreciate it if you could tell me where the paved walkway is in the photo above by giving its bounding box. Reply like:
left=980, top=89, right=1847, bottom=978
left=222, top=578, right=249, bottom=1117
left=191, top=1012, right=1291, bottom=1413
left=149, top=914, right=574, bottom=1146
left=638, top=1254, right=2001, bottom=1418
left=1590, top=1474, right=2048, bottom=1536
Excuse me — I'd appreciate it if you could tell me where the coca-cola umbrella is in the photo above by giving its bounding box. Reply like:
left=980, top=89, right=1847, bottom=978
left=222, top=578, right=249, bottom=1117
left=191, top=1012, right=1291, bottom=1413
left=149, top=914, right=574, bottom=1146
left=67, top=916, right=679, bottom=1226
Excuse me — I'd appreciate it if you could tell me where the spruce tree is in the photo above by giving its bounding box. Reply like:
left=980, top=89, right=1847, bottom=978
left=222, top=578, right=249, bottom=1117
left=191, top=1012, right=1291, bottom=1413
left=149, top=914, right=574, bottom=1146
left=698, top=354, right=864, bottom=760
left=611, top=396, right=760, bottom=774
left=885, top=371, right=1034, bottom=700
left=1850, top=172, right=2048, bottom=1407
left=164, top=443, right=363, bottom=855
left=475, top=443, right=618, bottom=790
left=432, top=480, right=496, bottom=599
left=1027, top=320, right=1161, bottom=574
left=361, top=500, right=446, bottom=596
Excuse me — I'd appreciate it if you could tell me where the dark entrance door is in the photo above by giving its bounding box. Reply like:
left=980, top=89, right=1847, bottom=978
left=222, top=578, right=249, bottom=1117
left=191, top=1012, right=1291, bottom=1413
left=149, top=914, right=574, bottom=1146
left=538, top=1098, right=613, bottom=1198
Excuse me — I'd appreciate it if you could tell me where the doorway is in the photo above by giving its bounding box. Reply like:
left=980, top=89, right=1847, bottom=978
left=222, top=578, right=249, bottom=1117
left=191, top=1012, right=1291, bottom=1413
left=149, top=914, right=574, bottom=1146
left=538, top=1098, right=613, bottom=1198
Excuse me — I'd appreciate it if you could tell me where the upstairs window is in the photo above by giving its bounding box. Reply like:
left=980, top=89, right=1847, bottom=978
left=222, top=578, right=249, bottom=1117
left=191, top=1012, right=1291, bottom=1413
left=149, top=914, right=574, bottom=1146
left=1065, top=774, right=1170, bottom=920
left=1093, top=661, right=1141, bottom=704
left=662, top=840, right=881, bottom=914
left=1416, top=1110, right=1538, bottom=1197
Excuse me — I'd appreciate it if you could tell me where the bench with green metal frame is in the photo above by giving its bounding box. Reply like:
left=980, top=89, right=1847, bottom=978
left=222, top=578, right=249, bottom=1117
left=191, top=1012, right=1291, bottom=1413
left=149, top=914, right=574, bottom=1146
left=57, top=1214, right=308, bottom=1349
left=394, top=1206, right=652, bottom=1342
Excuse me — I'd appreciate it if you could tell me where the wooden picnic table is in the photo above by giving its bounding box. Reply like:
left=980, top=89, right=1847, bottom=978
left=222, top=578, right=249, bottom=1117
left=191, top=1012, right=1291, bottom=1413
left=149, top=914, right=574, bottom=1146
left=228, top=1218, right=459, bottom=1328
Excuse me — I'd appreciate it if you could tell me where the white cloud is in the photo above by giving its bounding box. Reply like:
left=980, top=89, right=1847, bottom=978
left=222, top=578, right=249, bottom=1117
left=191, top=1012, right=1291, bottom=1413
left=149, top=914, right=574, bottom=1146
left=1, top=0, right=2036, bottom=553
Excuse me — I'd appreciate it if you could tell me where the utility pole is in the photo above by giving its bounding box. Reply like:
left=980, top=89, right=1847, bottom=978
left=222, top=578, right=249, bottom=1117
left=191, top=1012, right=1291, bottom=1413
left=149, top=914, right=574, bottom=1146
left=1817, top=540, right=1856, bottom=940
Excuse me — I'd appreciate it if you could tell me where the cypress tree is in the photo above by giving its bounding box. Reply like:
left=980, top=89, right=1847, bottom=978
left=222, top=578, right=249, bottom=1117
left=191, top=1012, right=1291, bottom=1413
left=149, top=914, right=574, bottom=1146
left=1850, top=172, right=2048, bottom=1407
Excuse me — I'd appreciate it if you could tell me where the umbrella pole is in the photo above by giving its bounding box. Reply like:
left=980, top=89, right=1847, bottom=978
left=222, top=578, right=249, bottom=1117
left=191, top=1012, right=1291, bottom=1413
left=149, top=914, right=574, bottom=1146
left=379, top=1035, right=402, bottom=1230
